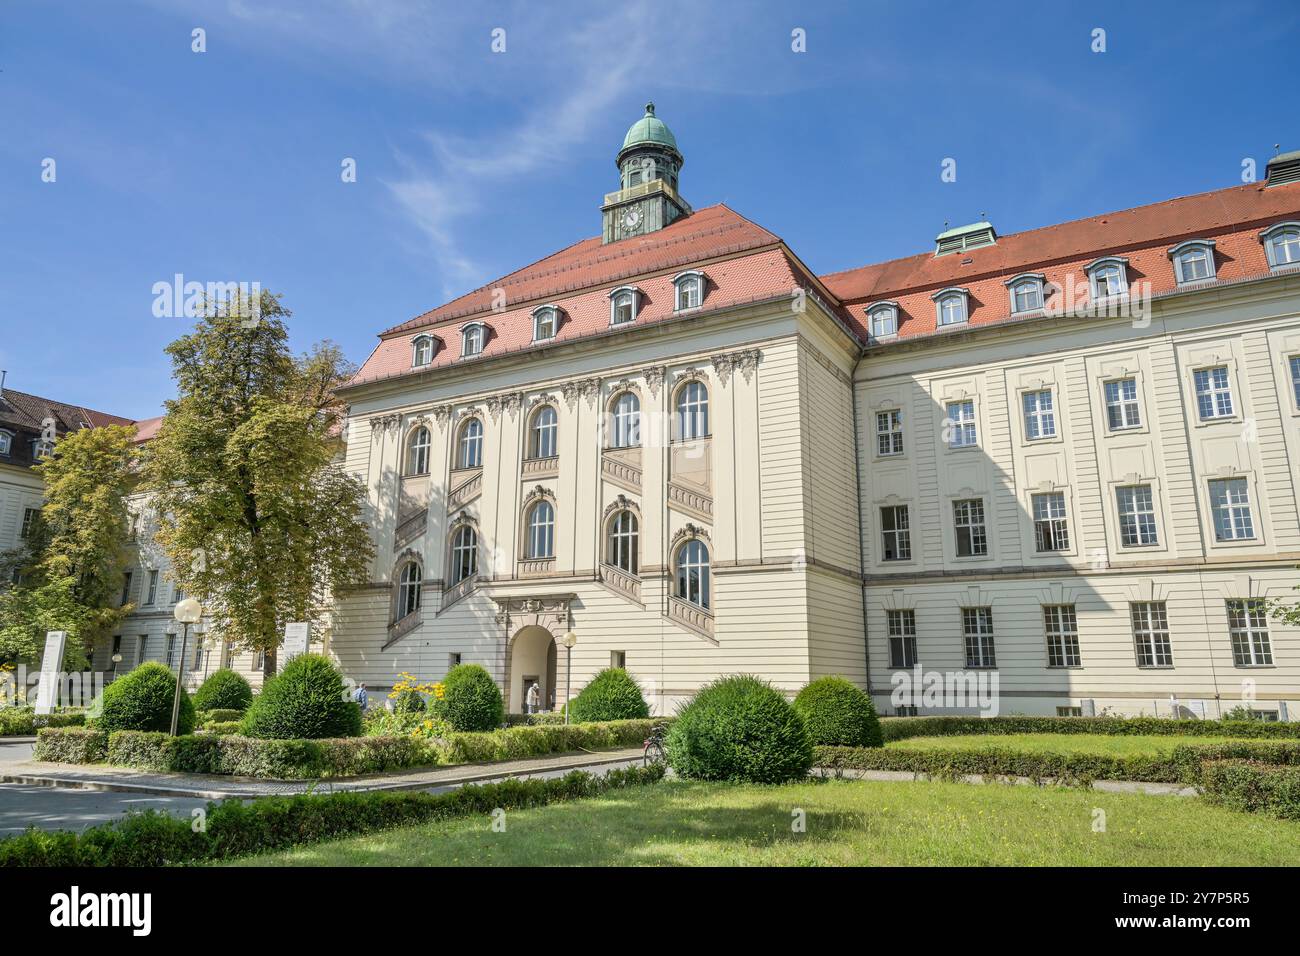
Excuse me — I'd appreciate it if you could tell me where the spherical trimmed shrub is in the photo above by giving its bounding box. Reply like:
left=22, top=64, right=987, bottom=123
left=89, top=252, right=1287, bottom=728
left=666, top=675, right=812, bottom=783
left=94, top=662, right=195, bottom=735
left=793, top=676, right=882, bottom=748
left=239, top=654, right=362, bottom=740
left=440, top=663, right=503, bottom=732
left=568, top=668, right=650, bottom=723
left=192, top=668, right=254, bottom=713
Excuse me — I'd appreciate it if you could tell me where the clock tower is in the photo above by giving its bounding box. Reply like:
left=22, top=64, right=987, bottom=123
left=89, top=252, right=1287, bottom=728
left=601, top=102, right=692, bottom=244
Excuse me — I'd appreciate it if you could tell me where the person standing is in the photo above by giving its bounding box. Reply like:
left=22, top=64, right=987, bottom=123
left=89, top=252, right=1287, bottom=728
left=525, top=682, right=540, bottom=715
left=353, top=682, right=368, bottom=712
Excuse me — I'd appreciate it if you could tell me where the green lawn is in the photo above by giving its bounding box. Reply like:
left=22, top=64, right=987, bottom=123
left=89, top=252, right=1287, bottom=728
left=229, top=778, right=1299, bottom=867
left=887, top=733, right=1234, bottom=756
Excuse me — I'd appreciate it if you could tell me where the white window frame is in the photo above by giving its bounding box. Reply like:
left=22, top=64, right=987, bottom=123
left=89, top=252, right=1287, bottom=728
left=675, top=380, right=710, bottom=440
left=395, top=560, right=421, bottom=620
left=962, top=607, right=997, bottom=669
left=0, top=430, right=12, bottom=455
left=1131, top=601, right=1173, bottom=668
left=880, top=504, right=911, bottom=561
left=1043, top=604, right=1081, bottom=668
left=1086, top=257, right=1129, bottom=301
left=1032, top=491, right=1070, bottom=552
left=1226, top=599, right=1273, bottom=667
left=1289, top=355, right=1300, bottom=410
left=1022, top=388, right=1057, bottom=440
left=875, top=409, right=903, bottom=457
left=450, top=526, right=477, bottom=584
left=674, top=539, right=710, bottom=610
left=1103, top=377, right=1142, bottom=431
left=952, top=497, right=987, bottom=557
left=532, top=306, right=559, bottom=342
left=673, top=271, right=705, bottom=311
left=932, top=288, right=969, bottom=327
left=1260, top=221, right=1300, bottom=270
left=1116, top=484, right=1159, bottom=547
left=457, top=417, right=483, bottom=469
left=529, top=405, right=558, bottom=460
left=526, top=501, right=555, bottom=559
left=607, top=510, right=639, bottom=574
left=145, top=570, right=159, bottom=606
left=1168, top=240, right=1217, bottom=285
left=886, top=609, right=918, bottom=668
left=1005, top=273, right=1045, bottom=314
left=405, top=426, right=431, bottom=476
left=867, top=302, right=899, bottom=339
left=461, top=323, right=486, bottom=357
left=1192, top=365, right=1235, bottom=421
left=411, top=334, right=435, bottom=367
left=945, top=399, right=978, bottom=448
left=20, top=507, right=38, bottom=539
left=609, top=286, right=640, bottom=326
left=1209, top=477, right=1255, bottom=542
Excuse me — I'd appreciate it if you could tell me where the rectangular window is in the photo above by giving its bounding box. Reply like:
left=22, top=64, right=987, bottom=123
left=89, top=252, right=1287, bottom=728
left=1056, top=706, right=1083, bottom=717
left=120, top=572, right=133, bottom=606
left=165, top=635, right=177, bottom=668
left=952, top=498, right=987, bottom=557
left=946, top=400, right=977, bottom=447
left=1194, top=366, right=1234, bottom=420
left=1209, top=478, right=1255, bottom=541
left=895, top=705, right=919, bottom=717
left=611, top=650, right=626, bottom=669
left=1104, top=377, right=1142, bottom=430
left=449, top=652, right=462, bottom=669
left=145, top=570, right=159, bottom=606
left=880, top=505, right=911, bottom=561
left=962, top=607, right=996, bottom=668
left=1226, top=599, right=1273, bottom=667
left=1131, top=602, right=1173, bottom=667
left=173, top=585, right=184, bottom=604
left=254, top=650, right=266, bottom=671
left=1290, top=355, right=1300, bottom=410
left=886, top=609, right=917, bottom=668
left=20, top=507, right=38, bottom=539
left=1032, top=492, right=1070, bottom=551
left=193, top=640, right=204, bottom=670
left=1022, top=389, right=1056, bottom=440
left=1044, top=604, right=1081, bottom=667
left=875, top=409, right=903, bottom=456
left=1116, top=485, right=1159, bottom=546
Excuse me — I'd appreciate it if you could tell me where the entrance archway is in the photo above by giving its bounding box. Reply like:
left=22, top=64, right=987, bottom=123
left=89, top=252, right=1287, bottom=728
left=507, top=625, right=558, bottom=713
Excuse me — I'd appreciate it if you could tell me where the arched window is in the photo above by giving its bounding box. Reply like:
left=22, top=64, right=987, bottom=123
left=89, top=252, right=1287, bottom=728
left=526, top=500, right=555, bottom=559
left=405, top=426, right=431, bottom=476
left=676, top=381, right=709, bottom=440
left=411, top=335, right=435, bottom=367
left=609, top=287, right=639, bottom=325
left=675, top=539, right=710, bottom=609
left=533, top=306, right=558, bottom=341
left=867, top=302, right=898, bottom=338
left=395, top=560, right=421, bottom=620
left=610, top=392, right=641, bottom=448
left=931, top=288, right=969, bottom=327
left=607, top=510, right=639, bottom=574
left=673, top=271, right=705, bottom=311
left=457, top=417, right=483, bottom=469
left=1005, top=274, right=1044, bottom=314
left=450, top=526, right=477, bottom=584
left=1261, top=222, right=1300, bottom=270
left=462, top=323, right=486, bottom=357
left=529, top=405, right=558, bottom=459
left=1169, top=240, right=1216, bottom=284
left=1087, top=258, right=1129, bottom=300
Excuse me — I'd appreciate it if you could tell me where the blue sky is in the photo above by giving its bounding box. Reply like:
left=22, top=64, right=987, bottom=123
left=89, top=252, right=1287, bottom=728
left=2, top=0, right=1296, bottom=419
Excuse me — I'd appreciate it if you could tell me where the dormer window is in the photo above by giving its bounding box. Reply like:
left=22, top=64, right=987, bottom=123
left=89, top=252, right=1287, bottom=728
left=931, top=288, right=969, bottom=327
left=532, top=305, right=559, bottom=342
left=0, top=430, right=10, bottom=455
left=867, top=302, right=899, bottom=338
left=673, top=271, right=705, bottom=311
left=1260, top=222, right=1300, bottom=271
left=609, top=286, right=640, bottom=326
left=1087, top=257, right=1129, bottom=300
left=461, top=323, right=487, bottom=357
left=411, top=334, right=435, bottom=367
left=1169, top=240, right=1217, bottom=285
left=1005, top=273, right=1045, bottom=314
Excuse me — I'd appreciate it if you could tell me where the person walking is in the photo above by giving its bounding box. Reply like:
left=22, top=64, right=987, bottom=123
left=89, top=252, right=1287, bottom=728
left=353, top=682, right=369, bottom=712
left=525, top=682, right=541, bottom=715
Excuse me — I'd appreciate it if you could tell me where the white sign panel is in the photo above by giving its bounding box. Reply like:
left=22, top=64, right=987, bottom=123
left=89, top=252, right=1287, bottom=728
left=35, top=631, right=67, bottom=715
left=283, top=622, right=310, bottom=664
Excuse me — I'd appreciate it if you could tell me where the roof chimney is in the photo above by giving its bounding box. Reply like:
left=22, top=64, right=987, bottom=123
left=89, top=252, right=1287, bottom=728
left=0, top=370, right=6, bottom=400
left=1266, top=149, right=1300, bottom=187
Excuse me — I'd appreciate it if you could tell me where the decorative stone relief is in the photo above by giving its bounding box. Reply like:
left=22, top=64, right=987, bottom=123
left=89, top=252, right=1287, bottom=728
left=642, top=366, right=666, bottom=398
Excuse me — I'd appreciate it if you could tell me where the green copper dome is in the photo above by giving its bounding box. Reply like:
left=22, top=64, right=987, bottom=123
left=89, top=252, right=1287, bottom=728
left=621, top=102, right=678, bottom=154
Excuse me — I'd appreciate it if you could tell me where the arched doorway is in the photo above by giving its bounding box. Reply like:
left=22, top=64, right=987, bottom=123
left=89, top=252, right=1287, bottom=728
left=508, top=625, right=558, bottom=713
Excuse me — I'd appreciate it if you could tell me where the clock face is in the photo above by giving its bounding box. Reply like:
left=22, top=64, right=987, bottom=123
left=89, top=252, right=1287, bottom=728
left=622, top=207, right=643, bottom=231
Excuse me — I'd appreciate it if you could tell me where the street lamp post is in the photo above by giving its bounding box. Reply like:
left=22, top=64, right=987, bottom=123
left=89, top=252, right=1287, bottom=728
left=170, top=597, right=203, bottom=736
left=561, top=631, right=577, bottom=725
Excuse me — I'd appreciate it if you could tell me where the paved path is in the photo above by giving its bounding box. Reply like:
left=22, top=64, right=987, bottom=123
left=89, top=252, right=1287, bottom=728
left=0, top=748, right=645, bottom=832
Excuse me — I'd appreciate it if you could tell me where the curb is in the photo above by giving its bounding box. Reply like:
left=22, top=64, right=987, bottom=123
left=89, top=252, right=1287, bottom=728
left=0, top=737, right=38, bottom=745
left=0, top=750, right=643, bottom=800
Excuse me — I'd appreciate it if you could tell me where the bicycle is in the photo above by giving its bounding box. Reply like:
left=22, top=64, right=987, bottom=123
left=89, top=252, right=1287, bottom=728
left=643, top=722, right=668, bottom=766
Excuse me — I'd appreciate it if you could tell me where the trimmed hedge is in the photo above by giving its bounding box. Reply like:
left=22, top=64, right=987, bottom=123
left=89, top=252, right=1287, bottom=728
left=34, top=727, right=108, bottom=764
left=794, top=677, right=882, bottom=748
left=440, top=664, right=504, bottom=732
left=879, top=715, right=1300, bottom=742
left=93, top=662, right=195, bottom=735
left=813, top=740, right=1300, bottom=787
left=198, top=709, right=245, bottom=726
left=202, top=721, right=242, bottom=736
left=567, top=669, right=650, bottom=723
left=240, top=654, right=361, bottom=740
left=505, top=712, right=568, bottom=727
left=0, top=763, right=666, bottom=867
left=1202, top=760, right=1300, bottom=820
left=667, top=675, right=813, bottom=784
left=0, top=708, right=85, bottom=736
left=34, top=718, right=661, bottom=779
left=192, top=669, right=253, bottom=713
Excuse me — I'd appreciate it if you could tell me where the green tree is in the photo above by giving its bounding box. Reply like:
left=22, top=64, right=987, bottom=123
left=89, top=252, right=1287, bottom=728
left=141, top=292, right=373, bottom=678
left=0, top=424, right=135, bottom=668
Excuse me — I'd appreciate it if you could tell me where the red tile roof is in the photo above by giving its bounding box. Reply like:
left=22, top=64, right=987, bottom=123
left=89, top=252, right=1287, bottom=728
left=0, top=387, right=138, bottom=468
left=821, top=180, right=1300, bottom=341
left=132, top=415, right=164, bottom=443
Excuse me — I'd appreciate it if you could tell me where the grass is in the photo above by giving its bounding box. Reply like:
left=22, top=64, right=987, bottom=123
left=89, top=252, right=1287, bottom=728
left=887, top=733, right=1235, bottom=756
left=229, top=777, right=1299, bottom=867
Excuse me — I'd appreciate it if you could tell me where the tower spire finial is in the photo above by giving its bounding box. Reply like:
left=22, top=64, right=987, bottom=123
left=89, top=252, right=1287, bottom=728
left=645, top=101, right=655, bottom=116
